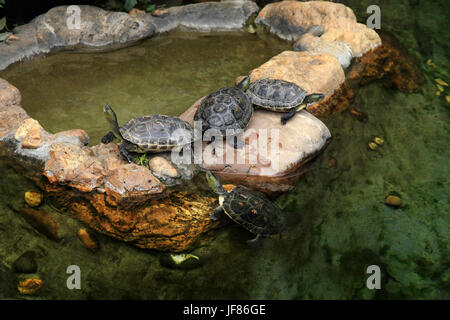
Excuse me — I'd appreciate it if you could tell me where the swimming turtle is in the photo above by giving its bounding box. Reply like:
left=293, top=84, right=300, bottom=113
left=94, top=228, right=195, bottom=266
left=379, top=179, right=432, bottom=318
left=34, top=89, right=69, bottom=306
left=243, top=77, right=325, bottom=125
left=102, top=104, right=193, bottom=162
left=193, top=78, right=252, bottom=148
left=206, top=171, right=284, bottom=246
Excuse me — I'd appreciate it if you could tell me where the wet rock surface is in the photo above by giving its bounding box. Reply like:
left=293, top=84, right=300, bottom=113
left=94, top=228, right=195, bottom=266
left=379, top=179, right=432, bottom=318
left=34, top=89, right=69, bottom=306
left=180, top=99, right=332, bottom=194
left=256, top=1, right=381, bottom=57
left=293, top=33, right=353, bottom=69
left=0, top=1, right=259, bottom=71
left=44, top=187, right=220, bottom=252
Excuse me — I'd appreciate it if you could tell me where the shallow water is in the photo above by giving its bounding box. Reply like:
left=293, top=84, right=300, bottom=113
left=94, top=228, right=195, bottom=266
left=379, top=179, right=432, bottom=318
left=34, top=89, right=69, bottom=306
left=0, top=31, right=289, bottom=144
left=0, top=1, right=449, bottom=299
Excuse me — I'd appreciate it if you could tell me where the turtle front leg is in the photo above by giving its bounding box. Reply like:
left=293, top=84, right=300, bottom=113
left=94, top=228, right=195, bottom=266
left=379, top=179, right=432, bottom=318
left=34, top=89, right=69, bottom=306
left=101, top=131, right=115, bottom=144
left=210, top=206, right=225, bottom=221
left=119, top=142, right=133, bottom=163
left=280, top=108, right=298, bottom=125
left=246, top=234, right=265, bottom=247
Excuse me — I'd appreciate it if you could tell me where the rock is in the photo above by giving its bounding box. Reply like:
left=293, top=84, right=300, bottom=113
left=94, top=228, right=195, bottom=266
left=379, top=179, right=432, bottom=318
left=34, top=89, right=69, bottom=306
left=159, top=253, right=202, bottom=270
left=349, top=109, right=368, bottom=123
left=77, top=228, right=99, bottom=252
left=129, top=8, right=146, bottom=17
left=347, top=30, right=423, bottom=93
left=385, top=195, right=402, bottom=207
left=249, top=50, right=352, bottom=116
left=0, top=2, right=259, bottom=71
left=368, top=142, right=378, bottom=151
left=43, top=143, right=165, bottom=203
left=13, top=251, right=38, bottom=274
left=44, top=189, right=220, bottom=252
left=180, top=100, right=332, bottom=195
left=24, top=191, right=43, bottom=207
left=328, top=157, right=337, bottom=168
left=154, top=1, right=259, bottom=33
left=14, top=118, right=45, bottom=149
left=256, top=1, right=381, bottom=57
left=19, top=207, right=60, bottom=241
left=149, top=156, right=179, bottom=178
left=151, top=8, right=170, bottom=18
left=373, top=137, right=384, bottom=146
left=0, top=79, right=28, bottom=139
left=293, top=33, right=353, bottom=68
left=17, top=278, right=43, bottom=295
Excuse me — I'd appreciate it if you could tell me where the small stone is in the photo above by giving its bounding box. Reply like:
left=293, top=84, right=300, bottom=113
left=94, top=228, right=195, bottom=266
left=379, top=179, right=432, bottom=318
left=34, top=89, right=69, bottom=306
left=19, top=207, right=60, bottom=241
left=159, top=253, right=201, bottom=270
left=328, top=157, right=337, bottom=168
left=348, top=70, right=360, bottom=80
left=13, top=251, right=38, bottom=274
left=368, top=142, right=378, bottom=151
left=435, top=78, right=448, bottom=87
left=385, top=195, right=402, bottom=207
left=18, top=278, right=43, bottom=295
left=350, top=109, right=368, bottom=122
left=149, top=156, right=179, bottom=178
left=373, top=137, right=384, bottom=145
left=77, top=228, right=99, bottom=252
left=129, top=8, right=146, bottom=16
left=24, top=191, right=43, bottom=207
left=151, top=8, right=169, bottom=17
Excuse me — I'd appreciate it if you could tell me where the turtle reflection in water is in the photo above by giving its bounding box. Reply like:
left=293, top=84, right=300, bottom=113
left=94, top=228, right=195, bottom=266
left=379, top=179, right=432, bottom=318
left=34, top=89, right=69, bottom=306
left=102, top=104, right=193, bottom=162
left=206, top=171, right=284, bottom=246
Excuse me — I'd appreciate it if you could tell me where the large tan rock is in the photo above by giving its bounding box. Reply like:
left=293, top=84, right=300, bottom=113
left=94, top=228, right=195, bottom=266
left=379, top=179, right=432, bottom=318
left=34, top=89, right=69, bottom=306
left=180, top=99, right=331, bottom=194
left=256, top=1, right=381, bottom=57
left=44, top=142, right=165, bottom=202
left=14, top=118, right=46, bottom=149
left=250, top=50, right=344, bottom=96
left=248, top=50, right=350, bottom=116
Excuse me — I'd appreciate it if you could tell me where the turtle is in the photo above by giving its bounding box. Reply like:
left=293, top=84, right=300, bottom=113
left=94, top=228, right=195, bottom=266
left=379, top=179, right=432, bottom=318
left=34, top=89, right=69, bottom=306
left=206, top=171, right=284, bottom=246
left=243, top=77, right=325, bottom=125
left=193, top=77, right=253, bottom=149
left=102, top=104, right=193, bottom=162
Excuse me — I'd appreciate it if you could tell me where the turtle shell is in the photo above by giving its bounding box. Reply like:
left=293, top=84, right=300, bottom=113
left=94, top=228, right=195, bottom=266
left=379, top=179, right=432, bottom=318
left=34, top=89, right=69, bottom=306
left=246, top=78, right=307, bottom=112
left=120, top=115, right=193, bottom=151
left=193, top=87, right=253, bottom=135
left=222, top=185, right=284, bottom=237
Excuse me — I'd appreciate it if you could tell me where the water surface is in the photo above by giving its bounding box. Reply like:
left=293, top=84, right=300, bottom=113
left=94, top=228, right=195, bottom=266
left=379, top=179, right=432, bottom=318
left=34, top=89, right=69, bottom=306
left=0, top=31, right=289, bottom=143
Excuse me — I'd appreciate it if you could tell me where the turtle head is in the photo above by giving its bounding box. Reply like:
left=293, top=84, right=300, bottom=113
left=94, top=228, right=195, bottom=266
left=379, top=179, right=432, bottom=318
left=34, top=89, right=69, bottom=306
left=236, top=76, right=250, bottom=91
left=304, top=93, right=325, bottom=104
left=103, top=104, right=123, bottom=141
left=206, top=171, right=226, bottom=195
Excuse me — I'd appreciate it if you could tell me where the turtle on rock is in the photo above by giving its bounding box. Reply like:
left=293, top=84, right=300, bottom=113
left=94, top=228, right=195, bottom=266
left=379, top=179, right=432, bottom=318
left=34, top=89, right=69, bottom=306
left=102, top=104, right=193, bottom=162
left=193, top=77, right=253, bottom=149
left=206, top=171, right=284, bottom=247
left=243, top=77, right=325, bottom=125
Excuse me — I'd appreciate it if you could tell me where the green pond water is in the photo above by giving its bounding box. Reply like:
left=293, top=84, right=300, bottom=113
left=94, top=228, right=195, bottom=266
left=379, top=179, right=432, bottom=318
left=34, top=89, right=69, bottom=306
left=0, top=0, right=449, bottom=299
left=0, top=31, right=289, bottom=144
